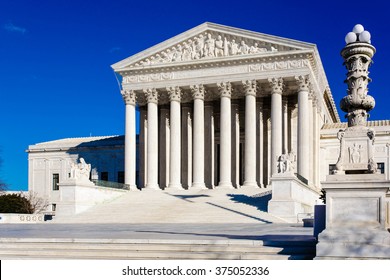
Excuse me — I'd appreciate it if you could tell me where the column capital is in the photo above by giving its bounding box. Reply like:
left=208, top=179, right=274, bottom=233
left=217, top=81, right=232, bottom=98
left=121, top=89, right=136, bottom=105
left=268, top=77, right=283, bottom=94
left=190, top=84, right=205, bottom=100
left=295, top=75, right=310, bottom=92
left=166, top=86, right=182, bottom=102
left=242, top=80, right=257, bottom=96
left=144, top=88, right=158, bottom=104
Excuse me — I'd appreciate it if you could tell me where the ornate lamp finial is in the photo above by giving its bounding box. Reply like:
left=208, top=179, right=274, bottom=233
left=334, top=24, right=378, bottom=174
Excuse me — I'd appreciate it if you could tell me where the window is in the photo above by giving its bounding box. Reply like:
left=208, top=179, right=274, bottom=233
left=328, top=164, right=336, bottom=175
left=52, top=204, right=57, bottom=211
left=118, top=171, right=124, bottom=184
left=377, top=162, right=385, bottom=174
left=52, top=173, right=59, bottom=191
left=101, top=172, right=108, bottom=181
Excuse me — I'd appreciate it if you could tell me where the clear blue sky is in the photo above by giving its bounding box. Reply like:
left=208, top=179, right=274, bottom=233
left=1, top=0, right=389, bottom=191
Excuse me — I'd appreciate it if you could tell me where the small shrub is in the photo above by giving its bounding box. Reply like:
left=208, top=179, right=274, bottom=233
left=0, top=193, right=33, bottom=214
left=319, top=189, right=326, bottom=204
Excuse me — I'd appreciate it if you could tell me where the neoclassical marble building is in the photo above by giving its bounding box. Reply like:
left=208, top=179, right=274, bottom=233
left=26, top=23, right=390, bottom=222
left=111, top=22, right=339, bottom=191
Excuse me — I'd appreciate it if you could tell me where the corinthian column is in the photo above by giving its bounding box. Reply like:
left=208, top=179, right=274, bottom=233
left=295, top=75, right=310, bottom=181
left=144, top=88, right=159, bottom=190
left=121, top=89, right=137, bottom=190
left=190, top=84, right=206, bottom=189
left=269, top=77, right=283, bottom=175
left=167, top=86, right=182, bottom=189
left=242, top=80, right=258, bottom=187
left=217, top=82, right=233, bottom=188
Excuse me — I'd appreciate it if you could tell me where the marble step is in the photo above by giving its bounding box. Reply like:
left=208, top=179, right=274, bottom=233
left=0, top=239, right=315, bottom=260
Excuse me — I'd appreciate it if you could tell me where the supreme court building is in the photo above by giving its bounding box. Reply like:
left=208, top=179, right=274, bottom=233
left=111, top=22, right=338, bottom=191
left=27, top=23, right=390, bottom=221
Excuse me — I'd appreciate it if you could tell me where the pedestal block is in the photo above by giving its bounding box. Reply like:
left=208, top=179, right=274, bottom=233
left=316, top=174, right=390, bottom=259
left=268, top=174, right=320, bottom=222
left=56, top=180, right=126, bottom=217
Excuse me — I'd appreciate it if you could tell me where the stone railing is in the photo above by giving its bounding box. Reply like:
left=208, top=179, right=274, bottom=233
left=0, top=214, right=47, bottom=223
left=92, top=180, right=131, bottom=190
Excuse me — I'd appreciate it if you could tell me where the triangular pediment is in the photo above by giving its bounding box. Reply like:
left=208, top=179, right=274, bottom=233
left=112, top=22, right=316, bottom=71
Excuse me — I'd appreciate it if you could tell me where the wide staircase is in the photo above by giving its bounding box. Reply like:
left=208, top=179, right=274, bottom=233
left=54, top=187, right=283, bottom=224
left=0, top=237, right=316, bottom=260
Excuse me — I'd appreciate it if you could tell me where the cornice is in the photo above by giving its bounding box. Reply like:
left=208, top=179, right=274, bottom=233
left=118, top=50, right=313, bottom=76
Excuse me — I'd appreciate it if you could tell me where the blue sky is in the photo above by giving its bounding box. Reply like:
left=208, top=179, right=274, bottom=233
left=1, top=0, right=389, bottom=191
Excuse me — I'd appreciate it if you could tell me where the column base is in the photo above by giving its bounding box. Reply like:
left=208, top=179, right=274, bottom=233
left=167, top=183, right=183, bottom=189
left=191, top=182, right=207, bottom=189
left=127, top=184, right=138, bottom=191
left=143, top=184, right=160, bottom=190
left=242, top=181, right=259, bottom=188
left=217, top=181, right=234, bottom=189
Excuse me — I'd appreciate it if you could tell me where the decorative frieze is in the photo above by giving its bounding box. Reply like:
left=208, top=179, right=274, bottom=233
left=249, top=59, right=309, bottom=72
left=121, top=59, right=311, bottom=86
left=217, top=82, right=232, bottom=98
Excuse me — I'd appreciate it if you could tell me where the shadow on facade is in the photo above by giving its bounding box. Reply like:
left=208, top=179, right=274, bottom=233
left=66, top=136, right=126, bottom=183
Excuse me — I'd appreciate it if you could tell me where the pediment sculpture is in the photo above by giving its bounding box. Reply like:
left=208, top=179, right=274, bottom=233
left=133, top=32, right=279, bottom=67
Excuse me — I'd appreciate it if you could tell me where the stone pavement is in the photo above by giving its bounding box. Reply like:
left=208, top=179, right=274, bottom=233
left=0, top=223, right=314, bottom=242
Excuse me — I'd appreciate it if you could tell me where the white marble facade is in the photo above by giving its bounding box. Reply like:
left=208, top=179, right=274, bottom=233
left=112, top=22, right=339, bottom=190
left=27, top=23, right=390, bottom=220
left=27, top=136, right=125, bottom=211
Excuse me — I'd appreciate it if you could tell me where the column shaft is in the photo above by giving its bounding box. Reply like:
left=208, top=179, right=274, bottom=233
left=271, top=93, right=283, bottom=175
left=268, top=78, right=284, bottom=176
left=125, top=103, right=136, bottom=189
left=297, top=76, right=310, bottom=181
left=256, top=100, right=264, bottom=187
left=145, top=89, right=159, bottom=189
left=244, top=92, right=257, bottom=187
left=204, top=103, right=215, bottom=188
left=192, top=97, right=206, bottom=188
left=168, top=100, right=182, bottom=188
left=121, top=90, right=137, bottom=189
left=218, top=82, right=233, bottom=188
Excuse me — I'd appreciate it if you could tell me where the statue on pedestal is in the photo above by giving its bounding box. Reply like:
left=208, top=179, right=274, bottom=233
left=70, top=158, right=92, bottom=183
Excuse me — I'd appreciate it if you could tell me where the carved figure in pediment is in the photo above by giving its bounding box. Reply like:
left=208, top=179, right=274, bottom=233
left=194, top=35, right=205, bottom=59
left=172, top=45, right=183, bottom=62
left=229, top=39, right=239, bottom=55
left=204, top=33, right=215, bottom=58
left=239, top=41, right=250, bottom=55
left=160, top=51, right=171, bottom=63
left=181, top=42, right=192, bottom=61
left=249, top=43, right=259, bottom=54
left=215, top=35, right=224, bottom=57
left=250, top=43, right=268, bottom=54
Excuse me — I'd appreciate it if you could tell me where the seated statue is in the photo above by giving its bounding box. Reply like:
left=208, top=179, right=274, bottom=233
left=70, top=158, right=91, bottom=182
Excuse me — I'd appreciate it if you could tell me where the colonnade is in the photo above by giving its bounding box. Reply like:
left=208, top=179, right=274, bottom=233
left=121, top=75, right=313, bottom=190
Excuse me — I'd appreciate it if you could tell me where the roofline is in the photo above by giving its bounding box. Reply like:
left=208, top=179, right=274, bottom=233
left=111, top=22, right=317, bottom=71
